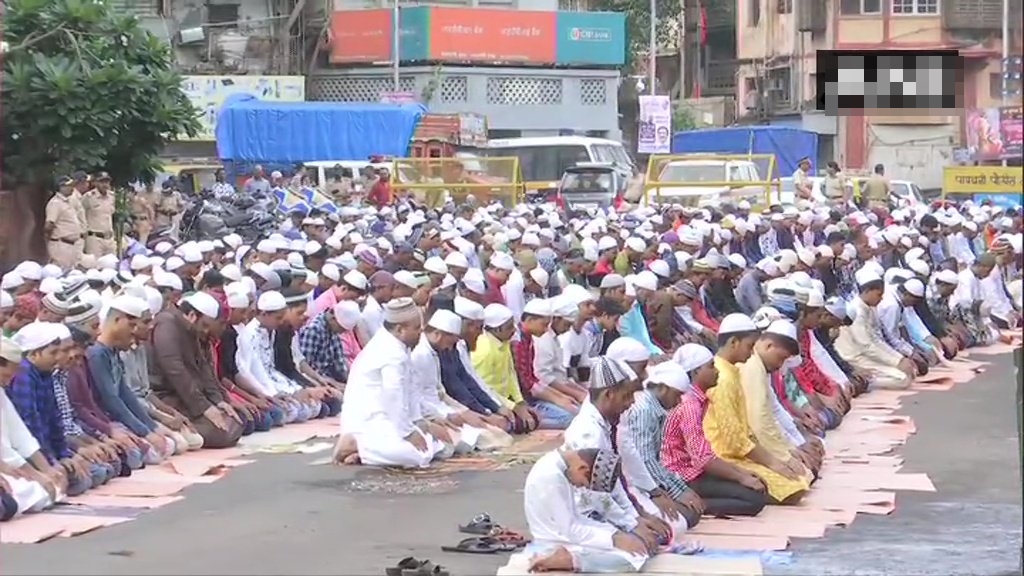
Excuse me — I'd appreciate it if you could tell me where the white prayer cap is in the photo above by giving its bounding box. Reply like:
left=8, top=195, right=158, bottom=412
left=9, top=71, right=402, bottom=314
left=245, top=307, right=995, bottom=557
left=597, top=236, right=618, bottom=251
left=817, top=245, right=834, bottom=259
left=789, top=271, right=813, bottom=290
left=342, top=270, right=368, bottom=291
left=256, top=240, right=277, bottom=254
left=96, top=254, right=118, bottom=270
left=633, top=271, right=659, bottom=292
left=483, top=303, right=514, bottom=328
left=672, top=343, right=715, bottom=373
left=521, top=232, right=540, bottom=247
left=394, top=270, right=425, bottom=290
left=606, top=337, right=649, bottom=363
left=908, top=259, right=930, bottom=277
left=764, top=319, right=798, bottom=341
left=934, top=269, right=959, bottom=286
left=439, top=274, right=457, bottom=290
left=523, top=298, right=552, bottom=317
left=270, top=258, right=292, bottom=271
left=14, top=261, right=43, bottom=280
left=0, top=290, right=13, bottom=310
left=164, top=256, right=185, bottom=272
left=256, top=291, right=286, bottom=313
left=142, top=287, right=163, bottom=315
left=623, top=237, right=644, bottom=253
left=645, top=362, right=690, bottom=393
left=454, top=297, right=485, bottom=322
left=805, top=289, right=825, bottom=308
left=528, top=267, right=549, bottom=287
left=561, top=284, right=596, bottom=306
left=181, top=291, right=221, bottom=319
left=153, top=272, right=183, bottom=291
left=645, top=259, right=669, bottom=279
left=153, top=241, right=174, bottom=255
left=461, top=275, right=486, bottom=295
left=12, top=322, right=62, bottom=352
left=223, top=233, right=243, bottom=249
left=303, top=241, right=323, bottom=256
left=854, top=266, right=883, bottom=287
left=428, top=309, right=462, bottom=335
left=718, top=313, right=758, bottom=336
left=823, top=297, right=847, bottom=320
left=599, top=274, right=626, bottom=289
left=332, top=300, right=361, bottom=330
left=226, top=286, right=250, bottom=310
left=797, top=248, right=817, bottom=267
left=424, top=256, right=448, bottom=276
left=321, top=263, right=341, bottom=283
left=219, top=264, right=242, bottom=282
left=286, top=252, right=305, bottom=269
left=41, top=264, right=62, bottom=279
left=181, top=245, right=203, bottom=263
left=196, top=240, right=215, bottom=254
left=902, top=278, right=926, bottom=298
left=1, top=273, right=23, bottom=291
left=489, top=252, right=515, bottom=271
left=39, top=277, right=62, bottom=295
left=444, top=251, right=469, bottom=269
left=108, top=295, right=149, bottom=318
left=0, top=336, right=21, bottom=363
left=727, top=254, right=747, bottom=269
left=553, top=297, right=579, bottom=320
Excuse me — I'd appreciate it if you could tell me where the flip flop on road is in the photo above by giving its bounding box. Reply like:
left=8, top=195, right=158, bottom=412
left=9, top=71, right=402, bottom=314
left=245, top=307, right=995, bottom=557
left=441, top=536, right=516, bottom=554
left=487, top=528, right=531, bottom=548
left=402, top=561, right=450, bottom=576
left=458, top=513, right=498, bottom=535
left=385, top=557, right=426, bottom=576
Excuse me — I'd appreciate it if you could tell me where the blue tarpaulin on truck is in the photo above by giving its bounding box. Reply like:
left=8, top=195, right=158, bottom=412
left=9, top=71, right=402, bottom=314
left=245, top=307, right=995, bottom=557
left=215, top=94, right=426, bottom=162
left=671, top=126, right=818, bottom=178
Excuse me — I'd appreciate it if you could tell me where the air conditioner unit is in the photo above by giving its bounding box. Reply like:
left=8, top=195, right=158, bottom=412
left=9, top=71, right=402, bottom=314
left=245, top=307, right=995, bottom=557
left=179, top=26, right=206, bottom=45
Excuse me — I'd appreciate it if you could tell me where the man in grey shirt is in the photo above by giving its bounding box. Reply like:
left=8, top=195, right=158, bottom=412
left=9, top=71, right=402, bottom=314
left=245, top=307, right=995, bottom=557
left=735, top=265, right=768, bottom=315
left=243, top=165, right=271, bottom=197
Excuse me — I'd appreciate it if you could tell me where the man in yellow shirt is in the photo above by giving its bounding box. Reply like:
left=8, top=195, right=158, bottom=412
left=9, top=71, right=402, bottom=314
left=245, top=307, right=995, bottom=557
left=702, top=314, right=811, bottom=505
left=472, top=303, right=539, bottom=433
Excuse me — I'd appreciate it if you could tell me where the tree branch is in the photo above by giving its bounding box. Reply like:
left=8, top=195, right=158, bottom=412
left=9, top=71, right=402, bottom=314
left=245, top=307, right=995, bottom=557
left=8, top=25, right=67, bottom=52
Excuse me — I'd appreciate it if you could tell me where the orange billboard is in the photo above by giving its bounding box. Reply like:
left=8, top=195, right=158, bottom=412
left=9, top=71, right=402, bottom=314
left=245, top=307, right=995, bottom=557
left=427, top=7, right=556, bottom=63
left=329, top=10, right=392, bottom=63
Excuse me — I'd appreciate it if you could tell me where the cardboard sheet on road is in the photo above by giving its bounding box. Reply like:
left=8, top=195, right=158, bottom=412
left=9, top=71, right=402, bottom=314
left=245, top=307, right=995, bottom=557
left=66, top=494, right=185, bottom=509
left=496, top=551, right=763, bottom=576
left=697, top=533, right=790, bottom=551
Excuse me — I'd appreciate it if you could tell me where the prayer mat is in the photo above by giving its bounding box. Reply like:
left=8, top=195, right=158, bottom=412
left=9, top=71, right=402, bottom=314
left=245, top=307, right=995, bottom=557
left=495, top=551, right=764, bottom=576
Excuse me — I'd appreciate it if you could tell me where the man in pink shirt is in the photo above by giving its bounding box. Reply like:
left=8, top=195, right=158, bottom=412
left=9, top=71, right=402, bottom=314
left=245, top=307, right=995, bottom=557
left=309, top=270, right=367, bottom=318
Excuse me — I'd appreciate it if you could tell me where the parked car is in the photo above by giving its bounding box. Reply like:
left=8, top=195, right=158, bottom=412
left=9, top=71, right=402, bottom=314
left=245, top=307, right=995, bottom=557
left=554, top=164, right=628, bottom=216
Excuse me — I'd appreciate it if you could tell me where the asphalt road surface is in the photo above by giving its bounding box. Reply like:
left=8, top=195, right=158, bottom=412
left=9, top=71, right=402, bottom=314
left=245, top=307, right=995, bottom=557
left=1, top=354, right=1021, bottom=576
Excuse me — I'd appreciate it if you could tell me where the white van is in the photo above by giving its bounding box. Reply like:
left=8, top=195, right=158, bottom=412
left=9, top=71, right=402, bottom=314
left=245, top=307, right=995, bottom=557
left=487, top=136, right=636, bottom=198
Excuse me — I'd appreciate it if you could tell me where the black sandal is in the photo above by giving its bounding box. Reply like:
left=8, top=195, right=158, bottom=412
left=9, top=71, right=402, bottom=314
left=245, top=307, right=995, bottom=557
left=458, top=513, right=497, bottom=535
left=385, top=557, right=423, bottom=576
left=441, top=536, right=515, bottom=554
left=401, top=560, right=450, bottom=576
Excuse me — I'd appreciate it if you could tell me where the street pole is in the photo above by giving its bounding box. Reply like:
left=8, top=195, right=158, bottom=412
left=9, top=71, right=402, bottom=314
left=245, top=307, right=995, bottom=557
left=392, top=0, right=400, bottom=92
left=1001, top=0, right=1009, bottom=168
left=648, top=0, right=657, bottom=95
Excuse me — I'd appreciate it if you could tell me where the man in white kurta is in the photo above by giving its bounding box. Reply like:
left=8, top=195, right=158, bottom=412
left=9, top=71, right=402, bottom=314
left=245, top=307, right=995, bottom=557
left=523, top=449, right=648, bottom=573
left=338, top=299, right=449, bottom=468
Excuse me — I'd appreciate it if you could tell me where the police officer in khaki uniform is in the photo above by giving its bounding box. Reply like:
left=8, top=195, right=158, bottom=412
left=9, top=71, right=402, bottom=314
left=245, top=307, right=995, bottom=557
left=45, top=176, right=85, bottom=269
left=70, top=170, right=90, bottom=260
left=131, top=184, right=155, bottom=245
left=863, top=163, right=892, bottom=217
left=83, top=171, right=117, bottom=257
left=154, top=179, right=185, bottom=239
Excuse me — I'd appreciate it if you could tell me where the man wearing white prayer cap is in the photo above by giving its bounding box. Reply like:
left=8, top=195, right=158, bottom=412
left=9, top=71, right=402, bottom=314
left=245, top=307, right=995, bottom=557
left=516, top=298, right=579, bottom=430
left=89, top=295, right=183, bottom=463
left=336, top=297, right=453, bottom=468
left=9, top=321, right=104, bottom=496
left=617, top=358, right=710, bottom=532
left=659, top=340, right=765, bottom=516
left=606, top=336, right=652, bottom=381
left=833, top=266, right=916, bottom=390
left=147, top=292, right=244, bottom=450
left=471, top=303, right=541, bottom=434
left=0, top=335, right=66, bottom=513
left=409, top=309, right=496, bottom=453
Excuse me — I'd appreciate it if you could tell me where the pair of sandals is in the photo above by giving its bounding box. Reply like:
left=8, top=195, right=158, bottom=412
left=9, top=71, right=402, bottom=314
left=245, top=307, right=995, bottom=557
left=442, top=513, right=530, bottom=554
left=385, top=557, right=449, bottom=576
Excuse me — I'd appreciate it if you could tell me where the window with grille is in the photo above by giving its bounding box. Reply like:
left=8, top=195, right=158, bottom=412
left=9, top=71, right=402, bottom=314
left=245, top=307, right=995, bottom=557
left=892, top=0, right=939, bottom=14
left=840, top=0, right=882, bottom=14
left=439, top=76, right=468, bottom=103
left=485, top=77, right=563, bottom=105
left=579, top=79, right=607, bottom=105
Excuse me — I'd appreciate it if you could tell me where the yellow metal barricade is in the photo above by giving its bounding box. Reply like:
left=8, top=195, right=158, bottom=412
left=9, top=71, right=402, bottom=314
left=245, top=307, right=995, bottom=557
left=642, top=154, right=780, bottom=209
left=391, top=156, right=524, bottom=207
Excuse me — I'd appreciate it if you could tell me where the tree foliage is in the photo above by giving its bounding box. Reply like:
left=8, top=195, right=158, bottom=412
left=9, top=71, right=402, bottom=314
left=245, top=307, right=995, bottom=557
left=1, top=0, right=201, bottom=188
left=673, top=104, right=697, bottom=132
left=590, top=0, right=681, bottom=71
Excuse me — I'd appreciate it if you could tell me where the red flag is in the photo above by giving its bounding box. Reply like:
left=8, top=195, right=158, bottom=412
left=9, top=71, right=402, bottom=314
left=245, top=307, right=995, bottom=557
left=699, top=3, right=708, bottom=46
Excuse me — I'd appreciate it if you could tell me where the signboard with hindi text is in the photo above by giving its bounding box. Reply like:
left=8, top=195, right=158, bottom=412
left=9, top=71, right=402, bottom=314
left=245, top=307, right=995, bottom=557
left=942, top=166, right=1023, bottom=195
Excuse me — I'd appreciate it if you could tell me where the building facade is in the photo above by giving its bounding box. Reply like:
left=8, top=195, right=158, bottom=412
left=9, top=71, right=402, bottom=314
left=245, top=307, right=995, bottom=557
left=309, top=1, right=625, bottom=139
